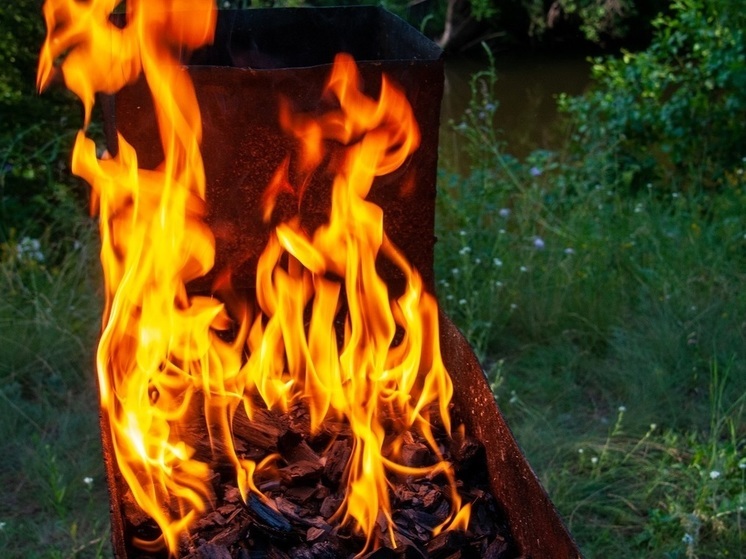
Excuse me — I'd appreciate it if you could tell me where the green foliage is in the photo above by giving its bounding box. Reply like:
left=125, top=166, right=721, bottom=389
left=541, top=386, right=746, bottom=558
left=559, top=0, right=746, bottom=192
left=0, top=1, right=89, bottom=249
left=436, top=30, right=746, bottom=556
left=0, top=228, right=109, bottom=558
left=0, top=0, right=43, bottom=114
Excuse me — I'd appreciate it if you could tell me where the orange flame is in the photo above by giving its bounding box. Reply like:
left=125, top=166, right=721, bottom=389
left=38, top=1, right=469, bottom=556
left=255, top=54, right=469, bottom=546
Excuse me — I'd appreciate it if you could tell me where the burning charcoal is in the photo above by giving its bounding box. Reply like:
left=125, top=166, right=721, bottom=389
left=308, top=541, right=340, bottom=558
left=400, top=443, right=430, bottom=468
left=278, top=432, right=322, bottom=464
left=306, top=526, right=326, bottom=542
left=449, top=432, right=482, bottom=467
left=287, top=539, right=345, bottom=559
left=360, top=548, right=398, bottom=559
left=361, top=544, right=425, bottom=559
left=284, top=485, right=317, bottom=504
left=232, top=404, right=288, bottom=452
left=223, top=485, right=242, bottom=504
left=279, top=459, right=323, bottom=484
left=322, top=439, right=351, bottom=484
left=317, top=419, right=352, bottom=442
left=242, top=542, right=292, bottom=559
left=194, top=543, right=232, bottom=559
left=245, top=494, right=293, bottom=536
left=258, top=479, right=283, bottom=493
left=274, top=496, right=329, bottom=530
left=403, top=509, right=440, bottom=536
left=393, top=485, right=417, bottom=506
left=288, top=401, right=311, bottom=434
left=392, top=512, right=419, bottom=542
left=425, top=531, right=468, bottom=559
left=318, top=493, right=343, bottom=518
left=483, top=535, right=510, bottom=559
left=195, top=511, right=228, bottom=530
left=216, top=504, right=239, bottom=518
left=430, top=498, right=451, bottom=524
left=391, top=532, right=428, bottom=558
left=207, top=518, right=250, bottom=549
left=421, top=486, right=443, bottom=511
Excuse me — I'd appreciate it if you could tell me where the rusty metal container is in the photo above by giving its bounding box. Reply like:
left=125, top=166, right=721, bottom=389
left=101, top=7, right=581, bottom=558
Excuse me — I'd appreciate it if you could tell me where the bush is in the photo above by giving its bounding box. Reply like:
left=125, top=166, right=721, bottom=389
left=0, top=1, right=86, bottom=250
left=559, top=0, right=746, bottom=193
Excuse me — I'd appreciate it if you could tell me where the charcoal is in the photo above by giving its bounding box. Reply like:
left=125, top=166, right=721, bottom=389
left=322, top=439, right=351, bottom=485
left=195, top=543, right=232, bottom=559
left=400, top=443, right=431, bottom=468
left=279, top=459, right=323, bottom=484
left=122, top=399, right=518, bottom=558
left=246, top=495, right=292, bottom=536
left=426, top=531, right=468, bottom=558
left=483, top=535, right=510, bottom=559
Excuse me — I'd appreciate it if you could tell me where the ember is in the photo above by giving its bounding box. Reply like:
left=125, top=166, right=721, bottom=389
left=123, top=398, right=516, bottom=558
left=38, top=2, right=581, bottom=558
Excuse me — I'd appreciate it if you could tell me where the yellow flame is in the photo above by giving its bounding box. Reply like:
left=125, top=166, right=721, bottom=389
left=38, top=1, right=469, bottom=556
left=256, top=54, right=466, bottom=548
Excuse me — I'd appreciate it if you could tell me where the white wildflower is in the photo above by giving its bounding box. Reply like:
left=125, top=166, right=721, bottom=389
left=16, top=237, right=45, bottom=263
left=493, top=258, right=503, bottom=267
left=709, top=470, right=721, bottom=480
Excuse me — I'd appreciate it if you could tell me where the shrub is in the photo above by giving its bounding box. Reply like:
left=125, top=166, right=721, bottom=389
left=559, top=0, right=746, bottom=193
left=0, top=1, right=86, bottom=250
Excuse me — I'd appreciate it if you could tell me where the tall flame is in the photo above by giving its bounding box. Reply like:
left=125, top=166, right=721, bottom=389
left=38, top=1, right=469, bottom=556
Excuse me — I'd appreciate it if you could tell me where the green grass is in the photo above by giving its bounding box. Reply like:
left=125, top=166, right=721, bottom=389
left=0, top=225, right=111, bottom=558
left=434, top=183, right=746, bottom=556
left=433, top=59, right=746, bottom=558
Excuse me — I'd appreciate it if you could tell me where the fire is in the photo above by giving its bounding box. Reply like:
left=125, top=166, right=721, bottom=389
left=38, top=1, right=469, bottom=556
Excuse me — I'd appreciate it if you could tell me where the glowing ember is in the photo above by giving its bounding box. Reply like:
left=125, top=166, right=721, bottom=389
left=38, top=1, right=469, bottom=556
